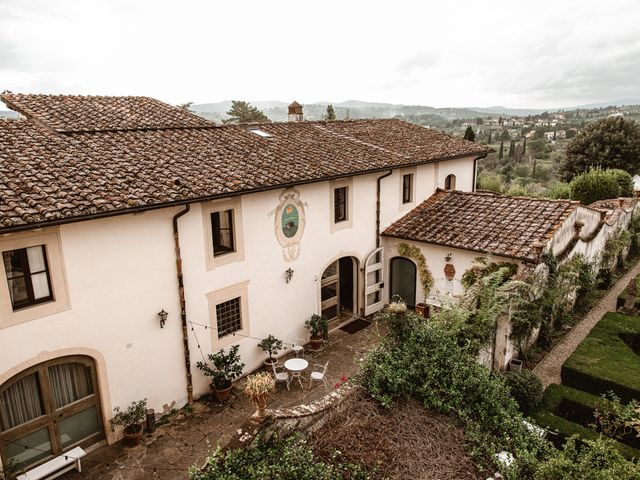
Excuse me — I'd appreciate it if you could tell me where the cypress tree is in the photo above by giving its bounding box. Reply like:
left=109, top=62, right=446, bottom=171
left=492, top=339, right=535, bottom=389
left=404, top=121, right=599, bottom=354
left=463, top=126, right=476, bottom=142
left=488, top=131, right=492, bottom=144
left=499, top=140, right=504, bottom=160
left=522, top=137, right=527, bottom=155
left=508, top=140, right=515, bottom=158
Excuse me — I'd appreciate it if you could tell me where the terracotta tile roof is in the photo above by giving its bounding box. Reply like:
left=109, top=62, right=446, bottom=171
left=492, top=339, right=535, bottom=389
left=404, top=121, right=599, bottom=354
left=1, top=93, right=213, bottom=132
left=383, top=189, right=579, bottom=262
left=0, top=94, right=490, bottom=232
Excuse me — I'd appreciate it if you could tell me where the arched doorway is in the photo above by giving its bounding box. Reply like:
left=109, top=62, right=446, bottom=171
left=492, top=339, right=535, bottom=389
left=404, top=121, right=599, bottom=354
left=0, top=356, right=104, bottom=471
left=444, top=174, right=456, bottom=190
left=390, top=257, right=417, bottom=308
left=320, top=257, right=357, bottom=328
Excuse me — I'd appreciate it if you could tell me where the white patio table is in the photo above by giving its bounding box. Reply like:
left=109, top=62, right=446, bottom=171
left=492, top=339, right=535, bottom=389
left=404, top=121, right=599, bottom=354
left=284, top=358, right=309, bottom=389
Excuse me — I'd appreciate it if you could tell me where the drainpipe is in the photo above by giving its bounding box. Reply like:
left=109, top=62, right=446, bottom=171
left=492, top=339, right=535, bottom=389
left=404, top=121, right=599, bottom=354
left=376, top=170, right=393, bottom=247
left=472, top=153, right=488, bottom=192
left=172, top=205, right=194, bottom=404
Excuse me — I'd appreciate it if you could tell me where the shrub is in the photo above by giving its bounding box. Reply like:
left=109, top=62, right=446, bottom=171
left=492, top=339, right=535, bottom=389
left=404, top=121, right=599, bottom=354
left=196, top=344, right=245, bottom=390
left=544, top=181, right=571, bottom=199
left=189, top=434, right=371, bottom=480
left=478, top=171, right=503, bottom=193
left=570, top=168, right=621, bottom=205
left=607, top=169, right=634, bottom=197
left=361, top=309, right=550, bottom=471
left=505, top=371, right=544, bottom=415
left=532, top=436, right=640, bottom=479
left=562, top=313, right=640, bottom=402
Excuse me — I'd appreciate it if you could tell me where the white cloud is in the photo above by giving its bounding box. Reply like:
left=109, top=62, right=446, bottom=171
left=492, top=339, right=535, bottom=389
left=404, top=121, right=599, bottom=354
left=0, top=0, right=638, bottom=108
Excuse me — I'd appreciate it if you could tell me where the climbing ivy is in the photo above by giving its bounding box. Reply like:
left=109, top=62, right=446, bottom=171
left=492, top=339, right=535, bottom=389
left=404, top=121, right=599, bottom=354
left=397, top=243, right=434, bottom=299
left=601, top=228, right=631, bottom=272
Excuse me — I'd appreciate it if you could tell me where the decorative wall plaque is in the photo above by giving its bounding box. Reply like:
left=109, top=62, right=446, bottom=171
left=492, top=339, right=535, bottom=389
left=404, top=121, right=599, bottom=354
left=274, top=189, right=306, bottom=261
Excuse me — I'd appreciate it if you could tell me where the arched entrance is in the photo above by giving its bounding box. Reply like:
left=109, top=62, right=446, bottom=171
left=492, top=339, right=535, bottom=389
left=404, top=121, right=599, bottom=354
left=390, top=257, right=417, bottom=308
left=0, top=356, right=104, bottom=470
left=320, top=257, right=357, bottom=329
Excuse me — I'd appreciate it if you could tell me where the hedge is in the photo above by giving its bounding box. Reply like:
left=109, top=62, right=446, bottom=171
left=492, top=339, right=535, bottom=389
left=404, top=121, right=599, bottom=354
left=561, top=313, right=640, bottom=402
left=541, top=384, right=599, bottom=426
left=531, top=410, right=640, bottom=461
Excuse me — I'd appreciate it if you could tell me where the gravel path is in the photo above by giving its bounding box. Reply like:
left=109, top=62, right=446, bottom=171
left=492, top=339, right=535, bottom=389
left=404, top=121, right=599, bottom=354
left=533, top=260, right=640, bottom=388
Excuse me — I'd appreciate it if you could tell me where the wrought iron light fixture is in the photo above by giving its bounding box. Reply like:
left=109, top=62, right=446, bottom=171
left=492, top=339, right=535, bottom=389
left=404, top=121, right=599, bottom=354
left=445, top=252, right=452, bottom=262
left=158, top=309, right=168, bottom=328
left=285, top=268, right=294, bottom=283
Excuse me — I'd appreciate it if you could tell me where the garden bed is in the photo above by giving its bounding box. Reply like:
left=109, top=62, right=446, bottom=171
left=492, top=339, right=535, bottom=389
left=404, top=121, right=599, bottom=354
left=308, top=388, right=484, bottom=480
left=561, top=312, right=640, bottom=402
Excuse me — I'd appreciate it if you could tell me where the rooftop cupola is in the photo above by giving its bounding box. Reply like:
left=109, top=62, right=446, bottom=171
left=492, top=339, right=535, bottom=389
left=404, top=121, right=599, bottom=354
left=288, top=101, right=303, bottom=122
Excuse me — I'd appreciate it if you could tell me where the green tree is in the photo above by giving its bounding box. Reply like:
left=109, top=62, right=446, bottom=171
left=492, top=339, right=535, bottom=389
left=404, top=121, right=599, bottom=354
left=464, top=126, right=475, bottom=142
left=522, top=137, right=527, bottom=155
left=324, top=104, right=336, bottom=121
left=488, top=131, right=492, bottom=144
left=500, top=129, right=511, bottom=141
left=223, top=100, right=270, bottom=124
left=569, top=168, right=621, bottom=205
left=499, top=140, right=504, bottom=160
left=508, top=140, right=515, bottom=158
left=607, top=168, right=634, bottom=196
left=176, top=101, right=193, bottom=110
left=559, top=117, right=640, bottom=180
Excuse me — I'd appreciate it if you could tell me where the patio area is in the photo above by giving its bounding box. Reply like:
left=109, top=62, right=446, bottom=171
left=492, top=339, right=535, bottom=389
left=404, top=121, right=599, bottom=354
left=65, top=321, right=378, bottom=480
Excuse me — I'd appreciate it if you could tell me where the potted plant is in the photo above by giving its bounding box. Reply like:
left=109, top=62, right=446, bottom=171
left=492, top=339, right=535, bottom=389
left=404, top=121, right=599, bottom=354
left=305, top=314, right=329, bottom=350
left=111, top=399, right=148, bottom=446
left=257, top=335, right=283, bottom=369
left=244, top=371, right=275, bottom=421
left=196, top=344, right=245, bottom=402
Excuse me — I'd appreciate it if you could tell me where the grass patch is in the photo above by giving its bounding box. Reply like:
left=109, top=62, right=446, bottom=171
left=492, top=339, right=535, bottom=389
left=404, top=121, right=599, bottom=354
left=561, top=312, right=640, bottom=402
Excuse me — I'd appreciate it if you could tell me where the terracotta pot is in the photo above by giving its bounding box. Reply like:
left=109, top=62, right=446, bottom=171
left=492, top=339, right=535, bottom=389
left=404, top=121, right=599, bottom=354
left=309, top=335, right=323, bottom=351
left=122, top=423, right=144, bottom=446
left=252, top=398, right=269, bottom=420
left=263, top=358, right=277, bottom=370
left=214, top=384, right=233, bottom=402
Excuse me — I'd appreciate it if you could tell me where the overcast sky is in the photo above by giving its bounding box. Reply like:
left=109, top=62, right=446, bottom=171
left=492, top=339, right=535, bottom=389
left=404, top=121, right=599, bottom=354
left=1, top=0, right=639, bottom=109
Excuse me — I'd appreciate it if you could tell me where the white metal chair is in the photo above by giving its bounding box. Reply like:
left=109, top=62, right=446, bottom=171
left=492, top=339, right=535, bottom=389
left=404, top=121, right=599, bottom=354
left=309, top=361, right=329, bottom=390
left=271, top=362, right=290, bottom=390
left=291, top=337, right=305, bottom=358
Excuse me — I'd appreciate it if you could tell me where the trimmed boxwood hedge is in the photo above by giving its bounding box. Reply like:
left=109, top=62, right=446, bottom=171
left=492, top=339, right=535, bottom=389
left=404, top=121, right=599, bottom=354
left=561, top=313, right=640, bottom=402
left=541, top=384, right=599, bottom=426
left=531, top=410, right=640, bottom=460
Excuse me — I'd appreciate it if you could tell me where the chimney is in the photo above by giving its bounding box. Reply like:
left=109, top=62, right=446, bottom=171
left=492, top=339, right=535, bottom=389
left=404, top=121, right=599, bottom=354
left=288, top=101, right=303, bottom=122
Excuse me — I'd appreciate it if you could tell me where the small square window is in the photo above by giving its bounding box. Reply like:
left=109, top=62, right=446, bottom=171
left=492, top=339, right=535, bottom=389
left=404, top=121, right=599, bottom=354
left=2, top=245, right=53, bottom=310
left=215, top=297, right=242, bottom=339
left=402, top=174, right=413, bottom=204
left=211, top=210, right=235, bottom=256
left=334, top=187, right=348, bottom=223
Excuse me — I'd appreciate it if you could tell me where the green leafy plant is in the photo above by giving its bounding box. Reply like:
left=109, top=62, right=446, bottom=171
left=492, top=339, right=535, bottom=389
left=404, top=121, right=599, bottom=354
left=305, top=314, right=329, bottom=339
left=591, top=391, right=640, bottom=441
left=257, top=335, right=283, bottom=363
left=196, top=345, right=245, bottom=390
left=111, top=399, right=147, bottom=434
left=601, top=228, right=632, bottom=273
left=397, top=243, right=434, bottom=299
left=569, top=167, right=622, bottom=205
left=189, top=434, right=371, bottom=480
left=505, top=370, right=544, bottom=415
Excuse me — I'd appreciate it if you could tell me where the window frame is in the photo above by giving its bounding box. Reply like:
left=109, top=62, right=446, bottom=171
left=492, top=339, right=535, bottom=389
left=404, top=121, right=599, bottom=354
left=333, top=186, right=348, bottom=223
left=214, top=296, right=242, bottom=339
left=444, top=174, right=457, bottom=190
left=402, top=173, right=413, bottom=204
left=0, top=230, right=70, bottom=329
left=202, top=198, right=245, bottom=270
left=0, top=356, right=103, bottom=472
left=211, top=209, right=236, bottom=257
left=207, top=281, right=250, bottom=349
left=3, top=245, right=54, bottom=311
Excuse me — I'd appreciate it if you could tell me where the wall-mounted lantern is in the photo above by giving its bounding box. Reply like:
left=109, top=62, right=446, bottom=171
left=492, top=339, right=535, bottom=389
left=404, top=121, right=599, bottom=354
left=158, top=309, right=168, bottom=328
left=285, top=268, right=294, bottom=284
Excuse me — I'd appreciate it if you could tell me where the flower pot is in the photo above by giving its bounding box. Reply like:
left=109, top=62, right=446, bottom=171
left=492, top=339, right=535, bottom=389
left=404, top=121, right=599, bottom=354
left=263, top=357, right=277, bottom=370
left=509, top=358, right=523, bottom=373
left=251, top=398, right=269, bottom=421
left=213, top=383, right=233, bottom=402
left=309, top=334, right=323, bottom=351
left=122, top=423, right=144, bottom=446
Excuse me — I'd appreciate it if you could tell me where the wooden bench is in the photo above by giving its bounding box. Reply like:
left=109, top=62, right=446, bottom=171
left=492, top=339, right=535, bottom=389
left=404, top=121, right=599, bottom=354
left=17, top=446, right=86, bottom=480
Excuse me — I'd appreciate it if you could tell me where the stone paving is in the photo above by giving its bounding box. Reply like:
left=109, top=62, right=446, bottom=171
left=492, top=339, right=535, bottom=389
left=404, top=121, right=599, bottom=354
left=65, top=324, right=378, bottom=480
left=533, top=260, right=640, bottom=388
